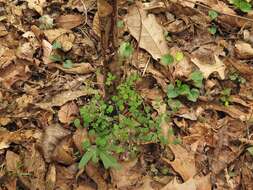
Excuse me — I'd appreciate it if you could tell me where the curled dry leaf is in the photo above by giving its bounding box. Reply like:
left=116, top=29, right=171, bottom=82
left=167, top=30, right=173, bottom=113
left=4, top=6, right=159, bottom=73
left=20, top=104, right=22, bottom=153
left=110, top=159, right=142, bottom=189
left=52, top=137, right=75, bottom=165
left=56, top=32, right=75, bottom=52
left=127, top=3, right=169, bottom=60
left=0, top=47, right=16, bottom=68
left=191, top=55, right=226, bottom=80
left=42, top=39, right=53, bottom=64
left=0, top=23, right=8, bottom=37
left=26, top=0, right=46, bottom=15
left=41, top=124, right=71, bottom=162
left=72, top=128, right=88, bottom=154
left=43, top=28, right=69, bottom=43
left=50, top=62, right=94, bottom=75
left=161, top=174, right=211, bottom=190
left=6, top=151, right=20, bottom=173
left=58, top=102, right=79, bottom=124
left=235, top=41, right=253, bottom=59
left=56, top=14, right=83, bottom=30
left=36, top=88, right=96, bottom=111
left=45, top=164, right=56, bottom=190
left=163, top=144, right=196, bottom=181
left=0, top=62, right=30, bottom=89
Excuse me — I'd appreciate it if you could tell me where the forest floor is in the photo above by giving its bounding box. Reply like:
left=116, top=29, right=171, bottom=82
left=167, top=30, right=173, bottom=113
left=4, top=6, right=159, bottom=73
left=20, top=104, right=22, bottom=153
left=0, top=0, right=253, bottom=189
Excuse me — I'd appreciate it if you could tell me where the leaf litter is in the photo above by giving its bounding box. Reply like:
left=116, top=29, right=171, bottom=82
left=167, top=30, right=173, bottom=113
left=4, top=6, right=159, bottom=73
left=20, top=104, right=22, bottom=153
left=0, top=0, right=253, bottom=189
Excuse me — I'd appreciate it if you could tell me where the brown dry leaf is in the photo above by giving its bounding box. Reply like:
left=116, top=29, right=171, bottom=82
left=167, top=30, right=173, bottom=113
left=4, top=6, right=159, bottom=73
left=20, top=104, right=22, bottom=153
left=58, top=102, right=79, bottom=124
left=36, top=88, right=96, bottom=111
left=20, top=145, right=46, bottom=190
left=44, top=28, right=69, bottom=43
left=0, top=23, right=8, bottom=37
left=45, top=164, right=56, bottom=190
left=97, top=0, right=113, bottom=17
left=204, top=103, right=252, bottom=121
left=92, top=12, right=101, bottom=37
left=0, top=62, right=30, bottom=89
left=42, top=39, right=53, bottom=65
left=26, top=0, right=46, bottom=15
left=55, top=32, right=75, bottom=52
left=225, top=58, right=253, bottom=76
left=16, top=42, right=34, bottom=61
left=52, top=137, right=75, bottom=165
left=191, top=55, right=226, bottom=79
left=0, top=48, right=16, bottom=68
left=6, top=151, right=20, bottom=173
left=127, top=3, right=169, bottom=60
left=50, top=62, right=94, bottom=74
left=55, top=164, right=77, bottom=190
left=75, top=183, right=96, bottom=190
left=235, top=41, right=253, bottom=59
left=72, top=128, right=88, bottom=154
left=163, top=144, right=196, bottom=181
left=110, top=159, right=142, bottom=189
left=161, top=175, right=211, bottom=190
left=41, top=124, right=71, bottom=162
left=56, top=14, right=83, bottom=30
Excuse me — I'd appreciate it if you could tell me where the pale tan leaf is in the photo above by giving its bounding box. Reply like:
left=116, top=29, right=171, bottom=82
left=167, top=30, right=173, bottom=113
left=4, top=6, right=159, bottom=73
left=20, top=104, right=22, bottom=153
left=56, top=14, right=83, bottom=30
left=58, top=102, right=79, bottom=124
left=26, top=0, right=46, bottom=15
left=44, top=28, right=69, bottom=43
left=191, top=55, right=226, bottom=79
left=127, top=3, right=169, bottom=60
left=50, top=62, right=94, bottom=74
left=235, top=41, right=253, bottom=59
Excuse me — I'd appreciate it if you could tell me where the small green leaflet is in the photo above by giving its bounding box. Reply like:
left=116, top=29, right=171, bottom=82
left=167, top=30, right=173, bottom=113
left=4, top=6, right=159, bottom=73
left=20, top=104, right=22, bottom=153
left=117, top=20, right=124, bottom=28
left=49, top=54, right=62, bottom=62
left=247, top=146, right=253, bottom=156
left=161, top=54, right=174, bottom=65
left=63, top=59, right=73, bottom=69
left=52, top=41, right=62, bottom=49
left=229, top=0, right=252, bottom=13
left=73, top=118, right=81, bottom=128
left=175, top=51, right=184, bottom=61
left=79, top=148, right=96, bottom=168
left=99, top=151, right=120, bottom=169
left=187, top=88, right=200, bottom=102
left=167, top=84, right=179, bottom=98
left=208, top=26, right=217, bottom=35
left=190, top=71, right=204, bottom=88
left=119, top=42, right=134, bottom=58
left=208, top=10, right=218, bottom=20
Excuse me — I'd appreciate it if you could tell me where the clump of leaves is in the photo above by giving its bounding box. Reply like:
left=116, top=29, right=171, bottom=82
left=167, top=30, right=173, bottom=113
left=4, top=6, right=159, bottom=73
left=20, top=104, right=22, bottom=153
left=229, top=72, right=246, bottom=84
left=220, top=88, right=231, bottom=106
left=167, top=80, right=200, bottom=102
left=49, top=41, right=74, bottom=69
left=39, top=15, right=54, bottom=29
left=229, top=0, right=252, bottom=12
left=106, top=73, right=116, bottom=86
left=119, top=42, right=134, bottom=58
left=78, top=74, right=166, bottom=169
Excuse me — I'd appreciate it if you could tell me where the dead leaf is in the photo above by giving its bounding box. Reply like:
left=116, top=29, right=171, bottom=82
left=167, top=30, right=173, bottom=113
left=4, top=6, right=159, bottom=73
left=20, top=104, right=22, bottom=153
left=41, top=124, right=71, bottom=162
left=110, top=159, right=142, bottom=189
left=55, top=32, right=75, bottom=52
left=6, top=151, right=20, bottom=173
left=97, top=0, right=113, bottom=17
left=235, top=41, right=253, bottom=59
left=92, top=12, right=101, bottom=37
left=56, top=14, right=83, bottom=30
left=58, top=102, right=79, bottom=124
left=127, top=3, right=169, bottom=60
left=44, top=28, right=69, bottom=43
left=45, top=164, right=56, bottom=190
left=72, top=128, right=88, bottom=154
left=26, top=0, right=46, bottom=15
left=42, top=40, right=53, bottom=64
left=191, top=55, right=226, bottom=80
left=36, top=88, right=96, bottom=111
left=163, top=144, right=196, bottom=181
left=50, top=63, right=94, bottom=74
left=0, top=23, right=8, bottom=37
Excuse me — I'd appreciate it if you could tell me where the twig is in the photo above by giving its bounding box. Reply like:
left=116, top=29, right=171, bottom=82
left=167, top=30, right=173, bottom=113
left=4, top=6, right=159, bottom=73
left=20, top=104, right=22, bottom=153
left=142, top=56, right=151, bottom=76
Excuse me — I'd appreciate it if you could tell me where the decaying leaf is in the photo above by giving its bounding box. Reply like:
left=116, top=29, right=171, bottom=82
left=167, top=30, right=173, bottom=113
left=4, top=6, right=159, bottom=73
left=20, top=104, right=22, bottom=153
left=56, top=14, right=83, bottom=30
left=41, top=124, right=71, bottom=162
left=58, top=102, right=79, bottom=124
left=127, top=3, right=169, bottom=60
left=191, top=55, right=226, bottom=79
left=235, top=41, right=253, bottom=59
left=26, top=0, right=46, bottom=15
left=36, top=88, right=96, bottom=111
left=50, top=63, right=94, bottom=74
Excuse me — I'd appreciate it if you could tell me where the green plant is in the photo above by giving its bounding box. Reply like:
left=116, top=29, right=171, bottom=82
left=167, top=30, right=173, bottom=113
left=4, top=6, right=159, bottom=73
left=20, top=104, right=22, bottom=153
left=119, top=42, right=134, bottom=58
left=39, top=15, right=54, bottom=30
left=208, top=10, right=218, bottom=20
left=220, top=88, right=231, bottom=106
left=161, top=54, right=174, bottom=65
left=167, top=80, right=200, bottom=102
left=78, top=74, right=166, bottom=169
left=190, top=70, right=204, bottom=88
left=229, top=0, right=252, bottom=12
left=228, top=72, right=246, bottom=84
left=106, top=73, right=117, bottom=86
left=208, top=25, right=217, bottom=35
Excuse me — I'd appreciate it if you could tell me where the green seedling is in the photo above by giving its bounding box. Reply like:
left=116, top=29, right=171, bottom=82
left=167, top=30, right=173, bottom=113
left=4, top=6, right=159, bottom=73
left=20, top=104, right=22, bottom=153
left=190, top=70, right=204, bottom=88
left=161, top=54, right=174, bottom=65
left=220, top=88, right=231, bottom=106
left=208, top=25, right=217, bottom=35
left=229, top=0, right=252, bottom=12
left=119, top=42, right=134, bottom=58
left=208, top=10, right=218, bottom=20
left=106, top=73, right=117, bottom=86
